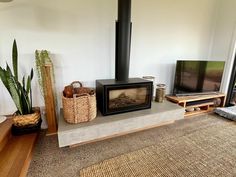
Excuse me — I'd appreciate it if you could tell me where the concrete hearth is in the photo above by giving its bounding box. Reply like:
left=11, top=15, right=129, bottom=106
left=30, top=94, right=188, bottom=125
left=58, top=101, right=185, bottom=147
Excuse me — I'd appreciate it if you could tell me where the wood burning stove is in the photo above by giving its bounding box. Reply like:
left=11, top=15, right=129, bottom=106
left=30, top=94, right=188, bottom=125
left=96, top=0, right=153, bottom=115
left=96, top=78, right=153, bottom=115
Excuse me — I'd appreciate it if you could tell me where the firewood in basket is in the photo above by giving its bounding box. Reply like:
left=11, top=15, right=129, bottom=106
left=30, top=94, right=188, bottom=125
left=74, top=87, right=95, bottom=95
left=63, top=85, right=74, bottom=98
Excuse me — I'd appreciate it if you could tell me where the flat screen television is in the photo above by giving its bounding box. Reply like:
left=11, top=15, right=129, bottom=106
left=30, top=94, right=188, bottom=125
left=173, top=60, right=225, bottom=95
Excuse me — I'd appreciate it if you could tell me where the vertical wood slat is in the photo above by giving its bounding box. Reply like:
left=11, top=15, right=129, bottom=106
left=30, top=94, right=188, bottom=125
left=43, top=64, right=57, bottom=135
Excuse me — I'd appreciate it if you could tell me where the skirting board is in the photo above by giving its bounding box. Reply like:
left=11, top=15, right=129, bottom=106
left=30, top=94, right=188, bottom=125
left=58, top=101, right=185, bottom=147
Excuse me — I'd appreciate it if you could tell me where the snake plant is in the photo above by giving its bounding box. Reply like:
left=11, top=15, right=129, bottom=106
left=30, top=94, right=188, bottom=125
left=0, top=40, right=33, bottom=115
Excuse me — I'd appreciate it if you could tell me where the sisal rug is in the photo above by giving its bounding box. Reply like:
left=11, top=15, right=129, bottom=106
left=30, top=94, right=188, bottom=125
left=80, top=116, right=236, bottom=177
left=28, top=114, right=236, bottom=177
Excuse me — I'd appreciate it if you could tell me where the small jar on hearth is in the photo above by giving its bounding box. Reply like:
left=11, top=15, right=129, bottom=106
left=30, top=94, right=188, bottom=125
left=155, top=84, right=166, bottom=102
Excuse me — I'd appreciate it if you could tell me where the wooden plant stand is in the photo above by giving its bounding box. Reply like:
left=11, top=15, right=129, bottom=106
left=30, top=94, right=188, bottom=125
left=43, top=64, right=57, bottom=135
left=166, top=93, right=225, bottom=117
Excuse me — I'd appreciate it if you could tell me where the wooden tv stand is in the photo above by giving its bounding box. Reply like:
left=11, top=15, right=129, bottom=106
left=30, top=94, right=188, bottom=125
left=166, top=93, right=225, bottom=117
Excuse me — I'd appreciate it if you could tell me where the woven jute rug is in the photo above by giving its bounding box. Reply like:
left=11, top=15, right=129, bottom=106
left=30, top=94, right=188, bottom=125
left=80, top=116, right=236, bottom=177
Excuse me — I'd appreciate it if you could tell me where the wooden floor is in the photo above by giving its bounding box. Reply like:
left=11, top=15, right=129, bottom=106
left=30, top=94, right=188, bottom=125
left=0, top=118, right=38, bottom=177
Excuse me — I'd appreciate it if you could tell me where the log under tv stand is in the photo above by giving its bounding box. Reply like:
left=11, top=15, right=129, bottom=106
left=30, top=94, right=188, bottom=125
left=166, top=92, right=226, bottom=117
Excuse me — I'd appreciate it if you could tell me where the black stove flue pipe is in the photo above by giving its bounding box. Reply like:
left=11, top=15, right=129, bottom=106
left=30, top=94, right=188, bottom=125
left=115, top=0, right=132, bottom=81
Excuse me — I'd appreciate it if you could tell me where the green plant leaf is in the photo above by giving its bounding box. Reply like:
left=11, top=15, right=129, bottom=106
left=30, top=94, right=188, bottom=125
left=17, top=80, right=30, bottom=114
left=6, top=63, right=13, bottom=76
left=6, top=63, right=16, bottom=91
left=22, top=75, right=25, bottom=90
left=20, top=92, right=29, bottom=114
left=26, top=75, right=31, bottom=94
left=12, top=39, right=18, bottom=80
left=0, top=67, right=10, bottom=93
left=7, top=76, right=22, bottom=114
left=26, top=75, right=32, bottom=113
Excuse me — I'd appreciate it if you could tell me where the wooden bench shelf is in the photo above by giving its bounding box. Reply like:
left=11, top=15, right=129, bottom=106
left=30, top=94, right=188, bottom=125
left=166, top=93, right=225, bottom=117
left=0, top=118, right=38, bottom=177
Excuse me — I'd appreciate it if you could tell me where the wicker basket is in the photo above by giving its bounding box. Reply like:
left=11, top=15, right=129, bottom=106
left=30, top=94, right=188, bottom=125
left=62, top=81, right=97, bottom=124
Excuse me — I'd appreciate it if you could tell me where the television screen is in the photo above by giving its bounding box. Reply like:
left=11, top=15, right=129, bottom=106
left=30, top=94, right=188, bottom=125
left=173, top=60, right=225, bottom=95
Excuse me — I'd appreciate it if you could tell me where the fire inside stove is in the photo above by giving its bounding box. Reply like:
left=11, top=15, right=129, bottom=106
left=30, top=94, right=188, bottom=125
left=109, top=87, right=147, bottom=109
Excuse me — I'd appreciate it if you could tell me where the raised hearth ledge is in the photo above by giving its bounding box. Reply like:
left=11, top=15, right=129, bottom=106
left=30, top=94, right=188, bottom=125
left=58, top=101, right=185, bottom=147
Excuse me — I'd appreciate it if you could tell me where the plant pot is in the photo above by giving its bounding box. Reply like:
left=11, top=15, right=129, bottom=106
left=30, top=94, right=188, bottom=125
left=11, top=118, right=42, bottom=136
left=11, top=109, right=42, bottom=136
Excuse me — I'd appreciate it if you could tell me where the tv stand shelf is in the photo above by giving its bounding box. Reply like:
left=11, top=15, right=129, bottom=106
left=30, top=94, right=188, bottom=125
left=166, top=93, right=225, bottom=117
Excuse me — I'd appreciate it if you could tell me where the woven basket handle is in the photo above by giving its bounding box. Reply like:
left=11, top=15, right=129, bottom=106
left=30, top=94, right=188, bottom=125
left=71, top=81, right=83, bottom=88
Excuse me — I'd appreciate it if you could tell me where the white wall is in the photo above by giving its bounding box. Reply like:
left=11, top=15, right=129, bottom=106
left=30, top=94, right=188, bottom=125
left=0, top=0, right=219, bottom=114
left=130, top=0, right=218, bottom=91
left=209, top=0, right=236, bottom=94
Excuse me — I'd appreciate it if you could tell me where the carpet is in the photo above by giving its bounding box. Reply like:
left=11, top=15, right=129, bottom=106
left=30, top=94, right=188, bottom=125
left=28, top=114, right=236, bottom=177
left=80, top=114, right=236, bottom=177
